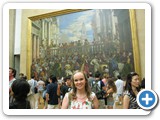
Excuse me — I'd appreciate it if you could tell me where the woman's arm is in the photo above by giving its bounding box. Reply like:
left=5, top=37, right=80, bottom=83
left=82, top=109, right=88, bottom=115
left=123, top=95, right=130, bottom=109
left=61, top=93, right=69, bottom=109
left=92, top=95, right=99, bottom=109
left=106, top=88, right=113, bottom=94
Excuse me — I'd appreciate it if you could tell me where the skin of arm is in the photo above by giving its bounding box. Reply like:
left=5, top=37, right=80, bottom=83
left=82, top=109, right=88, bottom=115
left=61, top=94, right=69, bottom=109
left=105, top=87, right=113, bottom=97
left=92, top=96, right=99, bottom=109
left=123, top=95, right=130, bottom=109
left=45, top=93, right=49, bottom=102
left=57, top=84, right=61, bottom=108
left=102, top=86, right=106, bottom=91
left=57, top=84, right=61, bottom=96
left=106, top=88, right=113, bottom=94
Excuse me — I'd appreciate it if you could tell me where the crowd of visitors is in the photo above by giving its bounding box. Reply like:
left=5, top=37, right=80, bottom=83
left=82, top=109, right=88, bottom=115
left=9, top=67, right=143, bottom=109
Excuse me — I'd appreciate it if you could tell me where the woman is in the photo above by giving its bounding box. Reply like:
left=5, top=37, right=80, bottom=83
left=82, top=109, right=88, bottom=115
left=61, top=71, right=99, bottom=109
left=123, top=72, right=141, bottom=109
left=105, top=79, right=117, bottom=109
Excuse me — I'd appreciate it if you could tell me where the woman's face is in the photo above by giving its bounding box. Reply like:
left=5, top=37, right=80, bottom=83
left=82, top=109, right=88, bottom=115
left=73, top=72, right=86, bottom=90
left=131, top=75, right=140, bottom=88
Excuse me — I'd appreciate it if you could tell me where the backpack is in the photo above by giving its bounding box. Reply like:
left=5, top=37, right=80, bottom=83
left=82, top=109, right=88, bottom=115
left=91, top=80, right=105, bottom=99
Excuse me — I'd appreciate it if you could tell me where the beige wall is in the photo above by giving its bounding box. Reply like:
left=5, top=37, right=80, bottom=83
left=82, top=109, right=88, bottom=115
left=20, top=9, right=58, bottom=75
left=9, top=9, right=16, bottom=68
left=9, top=9, right=145, bottom=79
left=135, top=9, right=145, bottom=78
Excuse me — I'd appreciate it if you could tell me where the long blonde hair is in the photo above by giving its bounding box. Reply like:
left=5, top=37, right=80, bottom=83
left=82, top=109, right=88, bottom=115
left=70, top=70, right=92, bottom=101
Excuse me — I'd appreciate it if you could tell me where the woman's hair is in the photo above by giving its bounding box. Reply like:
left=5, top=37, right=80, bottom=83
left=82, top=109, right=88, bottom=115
left=107, top=79, right=117, bottom=93
left=11, top=79, right=30, bottom=101
left=124, top=72, right=140, bottom=98
left=71, top=70, right=91, bottom=100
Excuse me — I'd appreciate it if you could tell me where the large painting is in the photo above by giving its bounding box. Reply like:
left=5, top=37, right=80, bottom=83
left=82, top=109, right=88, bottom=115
left=28, top=9, right=140, bottom=80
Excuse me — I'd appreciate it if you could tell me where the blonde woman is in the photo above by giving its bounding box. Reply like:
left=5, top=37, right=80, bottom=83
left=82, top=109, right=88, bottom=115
left=61, top=71, right=99, bottom=109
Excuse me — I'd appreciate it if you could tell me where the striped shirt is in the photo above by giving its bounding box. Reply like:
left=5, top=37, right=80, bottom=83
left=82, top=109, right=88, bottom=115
left=124, top=91, right=141, bottom=109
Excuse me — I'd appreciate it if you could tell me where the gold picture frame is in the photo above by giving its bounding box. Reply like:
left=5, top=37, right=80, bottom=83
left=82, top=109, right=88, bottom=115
left=27, top=9, right=141, bottom=80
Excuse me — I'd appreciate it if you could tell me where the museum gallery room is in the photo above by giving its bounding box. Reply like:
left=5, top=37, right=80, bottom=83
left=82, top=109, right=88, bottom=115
left=9, top=9, right=145, bottom=109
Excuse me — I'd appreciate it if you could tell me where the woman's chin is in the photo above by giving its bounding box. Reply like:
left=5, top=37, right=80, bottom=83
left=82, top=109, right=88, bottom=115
left=76, top=86, right=84, bottom=90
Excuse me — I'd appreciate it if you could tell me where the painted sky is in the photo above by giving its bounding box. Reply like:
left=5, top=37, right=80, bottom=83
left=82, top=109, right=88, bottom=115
left=57, top=10, right=95, bottom=43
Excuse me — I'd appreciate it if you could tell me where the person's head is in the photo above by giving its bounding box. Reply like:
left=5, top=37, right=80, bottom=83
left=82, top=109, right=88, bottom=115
left=117, top=75, right=121, bottom=80
left=31, top=75, right=35, bottom=79
left=49, top=75, right=57, bottom=83
left=11, top=79, right=30, bottom=101
left=71, top=70, right=91, bottom=98
left=125, top=72, right=140, bottom=97
left=107, top=80, right=117, bottom=93
left=22, top=75, right=27, bottom=80
left=89, top=72, right=93, bottom=77
left=9, top=67, right=17, bottom=78
left=94, top=71, right=101, bottom=80
left=64, top=76, right=72, bottom=87
left=19, top=73, right=24, bottom=78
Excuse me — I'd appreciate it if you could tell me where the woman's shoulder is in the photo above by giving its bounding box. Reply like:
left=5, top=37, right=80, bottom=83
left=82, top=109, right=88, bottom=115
left=124, top=90, right=131, bottom=96
left=65, top=91, right=73, bottom=100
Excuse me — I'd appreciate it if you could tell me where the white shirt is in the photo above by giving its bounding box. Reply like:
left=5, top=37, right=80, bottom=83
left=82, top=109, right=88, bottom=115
left=115, top=79, right=124, bottom=94
left=9, top=78, right=16, bottom=88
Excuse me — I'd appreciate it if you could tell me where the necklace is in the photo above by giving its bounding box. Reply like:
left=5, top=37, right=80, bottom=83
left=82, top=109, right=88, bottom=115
left=76, top=95, right=87, bottom=100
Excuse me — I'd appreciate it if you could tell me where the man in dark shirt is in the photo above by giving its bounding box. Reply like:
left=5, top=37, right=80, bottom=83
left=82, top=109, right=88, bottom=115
left=46, top=75, right=60, bottom=109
